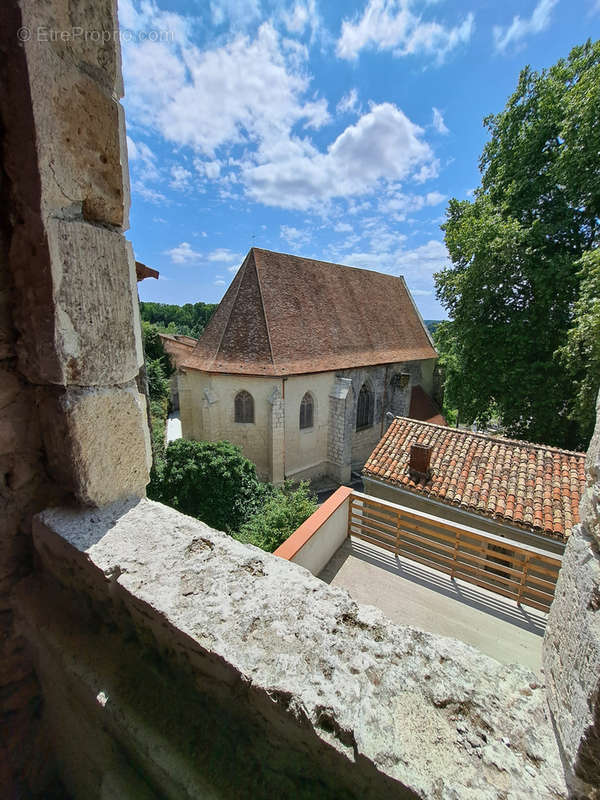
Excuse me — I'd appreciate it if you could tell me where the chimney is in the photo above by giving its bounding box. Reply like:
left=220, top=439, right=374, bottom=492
left=409, top=443, right=432, bottom=477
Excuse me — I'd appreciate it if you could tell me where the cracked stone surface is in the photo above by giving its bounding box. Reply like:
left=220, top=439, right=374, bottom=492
left=32, top=498, right=568, bottom=800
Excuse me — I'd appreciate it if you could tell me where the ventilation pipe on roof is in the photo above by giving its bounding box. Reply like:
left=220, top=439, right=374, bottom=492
left=409, top=443, right=432, bottom=477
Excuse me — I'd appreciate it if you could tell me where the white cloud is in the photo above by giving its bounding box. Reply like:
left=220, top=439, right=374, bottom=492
left=493, top=0, right=557, bottom=54
left=166, top=241, right=202, bottom=264
left=337, top=1, right=474, bottom=64
left=244, top=102, right=436, bottom=210
left=337, top=88, right=360, bottom=115
left=282, top=0, right=320, bottom=36
left=170, top=164, right=192, bottom=190
left=280, top=225, right=311, bottom=247
left=122, top=6, right=441, bottom=213
left=210, top=0, right=261, bottom=28
left=122, top=22, right=329, bottom=158
left=378, top=189, right=445, bottom=219
left=213, top=278, right=227, bottom=286
left=333, top=221, right=353, bottom=233
left=432, top=107, right=449, bottom=135
left=195, top=159, right=222, bottom=179
left=207, top=248, right=242, bottom=262
left=127, top=134, right=167, bottom=202
left=339, top=239, right=449, bottom=281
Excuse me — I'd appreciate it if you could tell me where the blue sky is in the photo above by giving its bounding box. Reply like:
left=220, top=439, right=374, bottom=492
left=121, top=0, right=600, bottom=319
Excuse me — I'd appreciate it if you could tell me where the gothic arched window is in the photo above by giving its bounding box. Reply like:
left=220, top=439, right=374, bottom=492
left=299, top=392, right=314, bottom=429
left=234, top=390, right=254, bottom=423
left=356, top=383, right=374, bottom=430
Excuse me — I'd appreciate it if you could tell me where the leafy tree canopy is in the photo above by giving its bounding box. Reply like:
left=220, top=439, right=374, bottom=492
left=151, top=439, right=267, bottom=533
left=557, top=249, right=600, bottom=444
left=435, top=40, right=600, bottom=450
left=139, top=301, right=217, bottom=339
left=235, top=481, right=318, bottom=553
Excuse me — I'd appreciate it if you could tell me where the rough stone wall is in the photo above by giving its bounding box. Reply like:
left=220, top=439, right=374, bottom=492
left=268, top=384, right=285, bottom=484
left=544, top=391, right=600, bottom=799
left=20, top=498, right=568, bottom=800
left=0, top=0, right=151, bottom=793
left=327, top=377, right=353, bottom=483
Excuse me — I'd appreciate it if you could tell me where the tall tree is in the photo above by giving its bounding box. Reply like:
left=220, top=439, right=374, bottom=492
left=435, top=40, right=600, bottom=449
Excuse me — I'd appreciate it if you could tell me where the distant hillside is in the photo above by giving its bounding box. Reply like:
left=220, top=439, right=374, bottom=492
left=140, top=301, right=217, bottom=339
left=424, top=320, right=443, bottom=336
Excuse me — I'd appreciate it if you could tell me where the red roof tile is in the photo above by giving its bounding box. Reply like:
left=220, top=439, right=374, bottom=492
left=182, top=248, right=437, bottom=376
left=159, top=333, right=198, bottom=368
left=363, top=417, right=586, bottom=541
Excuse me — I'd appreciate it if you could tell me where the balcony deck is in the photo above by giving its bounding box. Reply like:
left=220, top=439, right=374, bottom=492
left=319, top=535, right=547, bottom=673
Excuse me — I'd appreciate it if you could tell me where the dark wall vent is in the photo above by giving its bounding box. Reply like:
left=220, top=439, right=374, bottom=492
left=409, top=443, right=432, bottom=476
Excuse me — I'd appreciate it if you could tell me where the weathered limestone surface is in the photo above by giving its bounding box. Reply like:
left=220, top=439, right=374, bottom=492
left=46, top=217, right=142, bottom=386
left=26, top=499, right=568, bottom=800
left=544, top=394, right=600, bottom=799
left=39, top=383, right=151, bottom=506
left=19, top=0, right=128, bottom=227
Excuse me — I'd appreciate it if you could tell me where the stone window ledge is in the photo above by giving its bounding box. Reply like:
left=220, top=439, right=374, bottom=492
left=17, top=498, right=568, bottom=799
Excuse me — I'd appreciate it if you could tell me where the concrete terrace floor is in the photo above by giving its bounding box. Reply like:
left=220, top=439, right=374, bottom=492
left=319, top=537, right=547, bottom=674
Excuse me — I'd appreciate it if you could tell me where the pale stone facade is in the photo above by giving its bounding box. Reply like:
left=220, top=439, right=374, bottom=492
left=179, top=358, right=436, bottom=484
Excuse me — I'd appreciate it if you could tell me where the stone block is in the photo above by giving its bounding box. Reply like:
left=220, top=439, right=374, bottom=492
left=543, top=524, right=600, bottom=799
left=45, top=217, right=141, bottom=386
left=23, top=498, right=567, bottom=799
left=21, top=0, right=123, bottom=95
left=20, top=33, right=128, bottom=226
left=39, top=384, right=151, bottom=506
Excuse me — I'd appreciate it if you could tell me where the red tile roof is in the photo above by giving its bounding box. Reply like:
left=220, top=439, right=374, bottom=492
left=135, top=261, right=159, bottom=281
left=182, top=248, right=437, bottom=376
left=409, top=384, right=447, bottom=426
left=363, top=417, right=586, bottom=540
left=159, top=333, right=198, bottom=368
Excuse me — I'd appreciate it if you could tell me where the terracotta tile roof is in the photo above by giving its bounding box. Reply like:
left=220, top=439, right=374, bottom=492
left=363, top=417, right=586, bottom=541
left=182, top=248, right=437, bottom=376
left=135, top=261, right=159, bottom=281
left=159, top=333, right=198, bottom=368
left=409, top=384, right=447, bottom=426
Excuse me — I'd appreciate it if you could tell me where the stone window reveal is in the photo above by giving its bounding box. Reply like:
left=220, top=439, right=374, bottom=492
left=299, top=392, right=314, bottom=429
left=356, top=383, right=374, bottom=430
left=234, top=390, right=254, bottom=423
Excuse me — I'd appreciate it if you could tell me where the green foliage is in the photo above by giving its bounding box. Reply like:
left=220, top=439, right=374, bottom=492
left=235, top=481, right=318, bottom=553
left=557, top=249, right=600, bottom=444
left=435, top=40, right=600, bottom=449
left=151, top=439, right=266, bottom=532
left=141, top=321, right=174, bottom=377
left=424, top=320, right=443, bottom=336
left=139, top=301, right=217, bottom=338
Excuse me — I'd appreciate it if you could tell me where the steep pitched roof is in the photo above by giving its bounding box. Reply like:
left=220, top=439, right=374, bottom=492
left=409, top=385, right=447, bottom=426
left=363, top=417, right=586, bottom=541
left=159, top=333, right=198, bottom=368
left=182, top=248, right=437, bottom=376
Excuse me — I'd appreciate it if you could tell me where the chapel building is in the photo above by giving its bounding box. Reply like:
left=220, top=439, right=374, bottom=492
left=177, top=248, right=442, bottom=484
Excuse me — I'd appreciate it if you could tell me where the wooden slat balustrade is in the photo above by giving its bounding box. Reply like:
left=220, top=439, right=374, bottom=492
left=347, top=493, right=562, bottom=613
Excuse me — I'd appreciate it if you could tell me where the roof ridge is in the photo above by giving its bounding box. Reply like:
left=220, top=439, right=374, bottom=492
left=251, top=247, right=407, bottom=281
left=251, top=249, right=276, bottom=371
left=394, top=415, right=585, bottom=458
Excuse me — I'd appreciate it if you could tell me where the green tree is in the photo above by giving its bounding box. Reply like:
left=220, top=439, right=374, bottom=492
left=235, top=481, right=318, bottom=553
left=557, top=249, right=600, bottom=443
left=142, top=321, right=174, bottom=378
left=435, top=41, right=600, bottom=449
left=139, top=301, right=217, bottom=338
left=152, top=439, right=266, bottom=532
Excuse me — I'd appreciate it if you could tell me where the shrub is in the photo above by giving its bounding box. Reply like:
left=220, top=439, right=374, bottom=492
left=235, top=481, right=318, bottom=553
left=153, top=439, right=264, bottom=532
